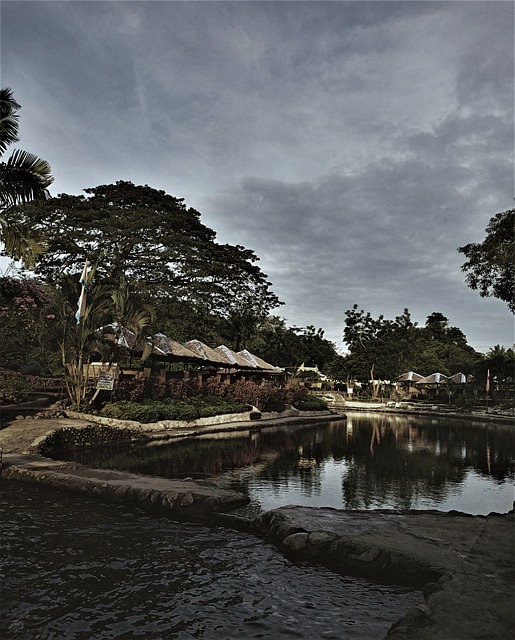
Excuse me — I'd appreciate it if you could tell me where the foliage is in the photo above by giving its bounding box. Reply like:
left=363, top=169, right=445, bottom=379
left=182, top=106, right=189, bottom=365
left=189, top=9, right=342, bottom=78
left=250, top=316, right=338, bottom=369
left=0, top=370, right=30, bottom=394
left=113, top=377, right=201, bottom=403
left=13, top=181, right=281, bottom=339
left=0, top=88, right=53, bottom=267
left=0, top=276, right=58, bottom=372
left=38, top=425, right=145, bottom=455
left=458, top=209, right=515, bottom=313
left=342, top=306, right=419, bottom=396
left=225, top=380, right=285, bottom=412
left=100, top=397, right=246, bottom=423
left=341, top=305, right=481, bottom=394
left=43, top=272, right=116, bottom=405
left=292, top=393, right=328, bottom=411
left=472, top=345, right=514, bottom=398
left=110, top=375, right=319, bottom=414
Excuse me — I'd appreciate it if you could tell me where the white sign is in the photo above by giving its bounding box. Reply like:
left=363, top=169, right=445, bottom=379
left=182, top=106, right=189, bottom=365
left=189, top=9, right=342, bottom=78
left=97, top=374, right=114, bottom=390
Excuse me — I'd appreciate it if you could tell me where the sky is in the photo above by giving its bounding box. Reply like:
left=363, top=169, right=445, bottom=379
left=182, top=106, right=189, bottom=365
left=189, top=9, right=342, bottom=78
left=2, top=0, right=514, bottom=354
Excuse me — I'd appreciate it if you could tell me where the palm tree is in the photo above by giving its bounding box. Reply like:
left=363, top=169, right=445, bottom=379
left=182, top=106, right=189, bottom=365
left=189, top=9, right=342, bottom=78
left=0, top=87, right=53, bottom=267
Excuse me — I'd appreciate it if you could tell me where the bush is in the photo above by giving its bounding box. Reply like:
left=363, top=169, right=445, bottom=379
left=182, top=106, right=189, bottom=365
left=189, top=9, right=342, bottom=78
left=101, top=397, right=246, bottom=423
left=292, top=393, right=328, bottom=411
left=113, top=377, right=201, bottom=403
left=101, top=401, right=162, bottom=423
left=226, top=380, right=288, bottom=412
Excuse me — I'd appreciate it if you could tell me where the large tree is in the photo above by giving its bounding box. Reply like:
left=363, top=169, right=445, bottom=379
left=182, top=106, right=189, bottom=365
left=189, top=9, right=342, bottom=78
left=0, top=88, right=53, bottom=267
left=13, top=181, right=281, bottom=328
left=458, top=209, right=515, bottom=313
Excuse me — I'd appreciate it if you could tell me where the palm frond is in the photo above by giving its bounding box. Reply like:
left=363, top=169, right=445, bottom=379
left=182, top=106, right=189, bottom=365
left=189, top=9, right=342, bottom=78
left=0, top=88, right=21, bottom=156
left=0, top=149, right=54, bottom=207
left=0, top=213, right=46, bottom=268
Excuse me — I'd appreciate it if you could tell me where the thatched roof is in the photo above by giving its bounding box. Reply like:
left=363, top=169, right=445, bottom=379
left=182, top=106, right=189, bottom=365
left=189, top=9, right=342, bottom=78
left=150, top=333, right=204, bottom=361
left=415, top=373, right=449, bottom=385
left=99, top=325, right=283, bottom=370
left=184, top=340, right=233, bottom=366
left=215, top=345, right=256, bottom=368
left=98, top=323, right=138, bottom=349
left=100, top=326, right=204, bottom=363
left=396, top=371, right=425, bottom=382
left=238, top=349, right=283, bottom=373
left=448, top=372, right=474, bottom=384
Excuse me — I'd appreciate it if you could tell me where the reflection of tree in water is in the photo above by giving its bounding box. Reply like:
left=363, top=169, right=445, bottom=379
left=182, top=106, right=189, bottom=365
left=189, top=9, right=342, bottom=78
left=54, top=416, right=515, bottom=510
left=55, top=425, right=325, bottom=478
left=341, top=416, right=515, bottom=510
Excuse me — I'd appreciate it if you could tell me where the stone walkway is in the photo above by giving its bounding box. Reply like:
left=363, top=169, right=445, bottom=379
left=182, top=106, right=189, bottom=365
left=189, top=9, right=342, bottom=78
left=255, top=506, right=515, bottom=640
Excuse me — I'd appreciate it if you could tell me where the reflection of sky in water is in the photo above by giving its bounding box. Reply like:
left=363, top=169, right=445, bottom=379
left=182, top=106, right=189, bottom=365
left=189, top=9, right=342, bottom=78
left=245, top=459, right=349, bottom=511
left=244, top=460, right=514, bottom=516
left=412, top=470, right=514, bottom=514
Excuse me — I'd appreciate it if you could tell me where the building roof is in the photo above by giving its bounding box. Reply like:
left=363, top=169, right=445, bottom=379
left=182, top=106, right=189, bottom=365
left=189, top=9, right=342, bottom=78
left=184, top=340, right=233, bottom=366
left=99, top=325, right=283, bottom=370
left=150, top=333, right=204, bottom=361
left=448, top=372, right=474, bottom=384
left=396, top=371, right=425, bottom=382
left=415, top=373, right=449, bottom=385
left=238, top=349, right=283, bottom=373
left=215, top=345, right=256, bottom=368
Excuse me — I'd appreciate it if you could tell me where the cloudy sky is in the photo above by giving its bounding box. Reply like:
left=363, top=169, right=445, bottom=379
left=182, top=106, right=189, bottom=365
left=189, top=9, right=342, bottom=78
left=2, top=0, right=513, bottom=353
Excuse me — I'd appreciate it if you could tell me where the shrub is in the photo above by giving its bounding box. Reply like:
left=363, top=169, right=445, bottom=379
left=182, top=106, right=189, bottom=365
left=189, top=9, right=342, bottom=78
left=0, top=372, right=31, bottom=393
left=101, top=401, right=162, bottom=423
left=286, top=386, right=309, bottom=405
left=292, top=393, right=328, bottom=411
left=226, top=380, right=263, bottom=408
left=260, top=386, right=287, bottom=412
left=203, top=376, right=228, bottom=398
left=101, top=397, right=246, bottom=423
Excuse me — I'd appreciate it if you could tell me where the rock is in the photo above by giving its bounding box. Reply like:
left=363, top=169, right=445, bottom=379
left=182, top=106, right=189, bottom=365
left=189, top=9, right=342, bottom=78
left=282, top=532, right=309, bottom=552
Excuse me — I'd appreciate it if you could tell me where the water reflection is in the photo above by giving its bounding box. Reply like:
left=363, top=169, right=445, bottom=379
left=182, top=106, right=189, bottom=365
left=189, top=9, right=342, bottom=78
left=52, top=414, right=515, bottom=515
left=0, top=481, right=421, bottom=640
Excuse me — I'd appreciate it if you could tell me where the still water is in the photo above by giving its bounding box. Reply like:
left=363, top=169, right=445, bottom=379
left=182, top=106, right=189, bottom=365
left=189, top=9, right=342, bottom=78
left=1, top=481, right=421, bottom=640
left=54, top=413, right=515, bottom=516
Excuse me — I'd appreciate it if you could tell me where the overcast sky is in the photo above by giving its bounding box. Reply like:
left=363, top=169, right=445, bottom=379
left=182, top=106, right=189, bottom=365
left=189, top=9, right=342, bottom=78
left=2, top=0, right=513, bottom=353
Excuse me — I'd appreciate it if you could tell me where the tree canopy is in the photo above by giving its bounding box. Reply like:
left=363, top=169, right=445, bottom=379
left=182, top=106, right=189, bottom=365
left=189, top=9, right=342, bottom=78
left=249, top=317, right=338, bottom=370
left=13, top=181, right=282, bottom=333
left=458, top=209, right=515, bottom=313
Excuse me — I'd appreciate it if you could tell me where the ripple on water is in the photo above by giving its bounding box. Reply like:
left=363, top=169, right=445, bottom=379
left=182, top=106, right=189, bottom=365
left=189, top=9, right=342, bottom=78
left=0, top=481, right=422, bottom=639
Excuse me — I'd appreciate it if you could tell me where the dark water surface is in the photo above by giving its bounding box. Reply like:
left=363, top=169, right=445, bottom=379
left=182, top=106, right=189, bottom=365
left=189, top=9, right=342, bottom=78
left=1, top=481, right=421, bottom=640
left=54, top=414, right=515, bottom=516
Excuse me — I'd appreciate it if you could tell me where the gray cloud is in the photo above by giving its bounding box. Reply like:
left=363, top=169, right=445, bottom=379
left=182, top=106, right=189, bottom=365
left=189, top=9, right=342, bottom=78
left=1, top=0, right=513, bottom=352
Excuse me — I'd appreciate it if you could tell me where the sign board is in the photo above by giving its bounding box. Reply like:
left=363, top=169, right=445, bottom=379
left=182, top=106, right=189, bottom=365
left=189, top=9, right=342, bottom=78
left=97, top=374, right=114, bottom=391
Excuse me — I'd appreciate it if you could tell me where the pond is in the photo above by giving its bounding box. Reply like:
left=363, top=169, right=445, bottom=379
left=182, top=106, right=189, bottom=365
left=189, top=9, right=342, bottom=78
left=52, top=413, right=515, bottom=516
left=1, top=481, right=421, bottom=640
